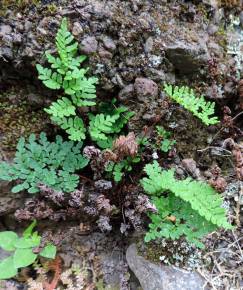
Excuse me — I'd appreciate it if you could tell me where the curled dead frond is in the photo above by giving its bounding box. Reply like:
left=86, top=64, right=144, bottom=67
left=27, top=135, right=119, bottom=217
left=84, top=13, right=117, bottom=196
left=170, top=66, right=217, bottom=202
left=113, top=132, right=138, bottom=159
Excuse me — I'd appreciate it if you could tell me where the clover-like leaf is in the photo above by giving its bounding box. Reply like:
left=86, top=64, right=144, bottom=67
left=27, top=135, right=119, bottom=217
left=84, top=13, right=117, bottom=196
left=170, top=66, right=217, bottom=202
left=13, top=248, right=37, bottom=268
left=0, top=231, right=18, bottom=251
left=0, top=256, right=18, bottom=280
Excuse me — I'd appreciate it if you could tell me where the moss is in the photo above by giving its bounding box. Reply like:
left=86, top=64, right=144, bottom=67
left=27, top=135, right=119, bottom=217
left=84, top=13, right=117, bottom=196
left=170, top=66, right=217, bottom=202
left=0, top=90, right=49, bottom=152
left=215, top=25, right=228, bottom=51
left=46, top=3, right=58, bottom=14
left=0, top=0, right=40, bottom=16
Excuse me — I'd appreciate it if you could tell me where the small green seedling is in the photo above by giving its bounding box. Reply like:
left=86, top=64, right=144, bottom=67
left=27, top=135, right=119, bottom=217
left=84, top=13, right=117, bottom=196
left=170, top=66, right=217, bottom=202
left=155, top=126, right=176, bottom=153
left=0, top=220, right=56, bottom=280
left=105, top=156, right=141, bottom=182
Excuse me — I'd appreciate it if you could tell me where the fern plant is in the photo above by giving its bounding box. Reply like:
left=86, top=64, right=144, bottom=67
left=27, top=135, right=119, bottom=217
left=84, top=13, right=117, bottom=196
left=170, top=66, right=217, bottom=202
left=164, top=84, right=219, bottom=126
left=37, top=19, right=133, bottom=143
left=0, top=220, right=56, bottom=280
left=141, top=161, right=232, bottom=248
left=0, top=132, right=88, bottom=193
left=105, top=156, right=141, bottom=182
left=36, top=18, right=98, bottom=141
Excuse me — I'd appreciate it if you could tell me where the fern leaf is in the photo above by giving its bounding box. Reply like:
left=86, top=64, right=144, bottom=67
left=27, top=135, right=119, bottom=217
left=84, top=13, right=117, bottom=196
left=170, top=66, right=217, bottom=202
left=44, top=97, right=76, bottom=118
left=88, top=113, right=120, bottom=141
left=141, top=161, right=232, bottom=229
left=36, top=64, right=62, bottom=90
left=52, top=116, right=86, bottom=141
left=164, top=84, right=219, bottom=126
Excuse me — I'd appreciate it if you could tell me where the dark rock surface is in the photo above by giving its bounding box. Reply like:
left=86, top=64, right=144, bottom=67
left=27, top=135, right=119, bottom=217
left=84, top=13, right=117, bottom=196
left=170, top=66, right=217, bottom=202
left=126, top=244, right=207, bottom=290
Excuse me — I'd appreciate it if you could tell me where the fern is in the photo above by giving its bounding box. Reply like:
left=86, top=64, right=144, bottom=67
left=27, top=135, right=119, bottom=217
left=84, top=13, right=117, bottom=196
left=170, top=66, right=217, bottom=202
left=0, top=133, right=88, bottom=193
left=164, top=84, right=219, bottom=126
left=36, top=18, right=98, bottom=141
left=89, top=104, right=134, bottom=143
left=44, top=97, right=76, bottom=118
left=52, top=116, right=86, bottom=141
left=88, top=113, right=120, bottom=141
left=105, top=156, right=140, bottom=182
left=145, top=195, right=217, bottom=248
left=141, top=161, right=233, bottom=247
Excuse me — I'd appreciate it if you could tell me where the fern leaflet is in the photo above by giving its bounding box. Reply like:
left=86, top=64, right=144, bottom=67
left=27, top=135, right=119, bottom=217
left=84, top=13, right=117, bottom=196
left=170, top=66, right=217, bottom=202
left=164, top=84, right=219, bottom=126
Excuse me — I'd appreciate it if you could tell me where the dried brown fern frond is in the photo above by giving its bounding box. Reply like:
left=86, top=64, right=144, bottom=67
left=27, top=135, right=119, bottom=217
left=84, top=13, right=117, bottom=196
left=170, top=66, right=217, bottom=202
left=113, top=132, right=138, bottom=159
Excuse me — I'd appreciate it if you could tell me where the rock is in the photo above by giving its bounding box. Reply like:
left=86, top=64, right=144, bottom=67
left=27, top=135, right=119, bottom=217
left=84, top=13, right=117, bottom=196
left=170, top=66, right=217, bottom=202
left=72, top=22, right=83, bottom=37
left=240, top=11, right=243, bottom=28
left=0, top=24, right=12, bottom=36
left=118, top=84, right=135, bottom=101
left=126, top=244, right=207, bottom=290
left=102, top=36, right=116, bottom=51
left=134, top=78, right=158, bottom=101
left=182, top=158, right=201, bottom=179
left=207, top=24, right=218, bottom=36
left=144, top=37, right=154, bottom=53
left=80, top=36, right=98, bottom=54
left=98, top=48, right=113, bottom=60
left=164, top=38, right=209, bottom=74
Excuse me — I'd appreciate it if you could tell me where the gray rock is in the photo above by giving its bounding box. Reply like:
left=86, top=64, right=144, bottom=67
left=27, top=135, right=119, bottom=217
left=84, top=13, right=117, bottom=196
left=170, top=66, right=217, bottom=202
left=80, top=36, right=98, bottom=54
left=144, top=37, right=154, bottom=53
left=126, top=244, right=207, bottom=290
left=102, top=36, right=116, bottom=51
left=164, top=39, right=209, bottom=74
left=207, top=24, right=218, bottom=36
left=118, top=84, right=134, bottom=101
left=240, top=11, right=243, bottom=28
left=182, top=158, right=201, bottom=179
left=72, top=22, right=83, bottom=37
left=0, top=24, right=12, bottom=36
left=134, top=78, right=158, bottom=101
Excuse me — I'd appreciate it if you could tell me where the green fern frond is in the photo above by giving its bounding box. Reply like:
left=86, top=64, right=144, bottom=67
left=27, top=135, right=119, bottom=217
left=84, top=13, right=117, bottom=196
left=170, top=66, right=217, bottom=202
left=36, top=64, right=62, bottom=90
left=44, top=97, right=76, bottom=118
left=55, top=18, right=78, bottom=70
left=88, top=113, right=120, bottom=141
left=0, top=133, right=88, bottom=193
left=145, top=195, right=217, bottom=248
left=141, top=161, right=232, bottom=229
left=52, top=116, right=86, bottom=141
left=164, top=84, right=219, bottom=126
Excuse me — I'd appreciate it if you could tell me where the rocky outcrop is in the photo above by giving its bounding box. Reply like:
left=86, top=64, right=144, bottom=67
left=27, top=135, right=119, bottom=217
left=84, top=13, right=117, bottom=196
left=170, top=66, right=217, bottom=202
left=126, top=244, right=207, bottom=290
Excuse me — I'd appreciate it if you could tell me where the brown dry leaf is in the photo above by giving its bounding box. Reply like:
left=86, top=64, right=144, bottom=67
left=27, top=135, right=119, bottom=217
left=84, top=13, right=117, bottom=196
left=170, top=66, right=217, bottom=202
left=113, top=132, right=138, bottom=159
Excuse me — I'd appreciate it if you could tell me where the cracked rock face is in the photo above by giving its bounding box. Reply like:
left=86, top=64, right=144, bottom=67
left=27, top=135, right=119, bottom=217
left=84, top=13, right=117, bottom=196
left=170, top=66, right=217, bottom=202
left=0, top=0, right=222, bottom=92
left=126, top=244, right=207, bottom=290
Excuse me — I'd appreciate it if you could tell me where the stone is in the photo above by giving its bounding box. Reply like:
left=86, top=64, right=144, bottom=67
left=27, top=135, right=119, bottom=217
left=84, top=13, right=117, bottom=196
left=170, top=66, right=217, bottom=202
left=207, top=24, right=218, bottom=36
left=144, top=37, right=154, bottom=53
left=240, top=11, right=243, bottom=28
left=72, top=22, right=83, bottom=37
left=102, top=36, right=116, bottom=51
left=126, top=244, right=207, bottom=290
left=0, top=24, right=12, bottom=36
left=80, top=36, right=98, bottom=54
left=134, top=78, right=158, bottom=101
left=164, top=38, right=209, bottom=74
left=182, top=158, right=201, bottom=179
left=98, top=48, right=113, bottom=60
left=118, top=84, right=134, bottom=101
